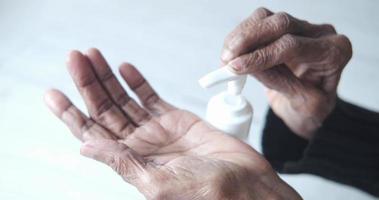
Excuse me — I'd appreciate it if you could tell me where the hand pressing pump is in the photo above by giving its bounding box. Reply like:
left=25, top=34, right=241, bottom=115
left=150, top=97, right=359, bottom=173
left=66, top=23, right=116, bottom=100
left=199, top=67, right=253, bottom=141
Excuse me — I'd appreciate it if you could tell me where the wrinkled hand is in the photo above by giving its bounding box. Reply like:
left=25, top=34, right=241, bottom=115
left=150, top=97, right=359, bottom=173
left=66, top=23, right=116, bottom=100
left=222, top=7, right=352, bottom=139
left=45, top=49, right=301, bottom=200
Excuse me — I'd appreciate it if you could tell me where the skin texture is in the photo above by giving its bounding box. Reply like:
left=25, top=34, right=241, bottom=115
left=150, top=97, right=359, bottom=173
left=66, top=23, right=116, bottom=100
left=45, top=49, right=302, bottom=200
left=221, top=7, right=352, bottom=139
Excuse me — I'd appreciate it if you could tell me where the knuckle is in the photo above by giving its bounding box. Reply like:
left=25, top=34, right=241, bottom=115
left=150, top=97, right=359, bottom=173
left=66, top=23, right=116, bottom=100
left=60, top=103, right=74, bottom=119
left=328, top=34, right=352, bottom=65
left=99, top=69, right=114, bottom=82
left=256, top=50, right=268, bottom=66
left=255, top=7, right=271, bottom=16
left=243, top=53, right=255, bottom=67
left=80, top=120, right=95, bottom=135
left=243, top=15, right=257, bottom=28
left=339, top=37, right=353, bottom=65
left=274, top=12, right=293, bottom=31
left=251, top=7, right=272, bottom=19
left=225, top=22, right=254, bottom=51
left=249, top=49, right=268, bottom=71
left=224, top=21, right=245, bottom=43
left=336, top=34, right=353, bottom=57
left=223, top=32, right=246, bottom=57
left=118, top=121, right=134, bottom=136
left=93, top=98, right=114, bottom=118
left=322, top=23, right=337, bottom=34
left=232, top=28, right=249, bottom=46
left=79, top=73, right=97, bottom=88
left=326, top=45, right=340, bottom=60
left=115, top=92, right=131, bottom=107
left=279, top=34, right=299, bottom=50
left=143, top=93, right=160, bottom=109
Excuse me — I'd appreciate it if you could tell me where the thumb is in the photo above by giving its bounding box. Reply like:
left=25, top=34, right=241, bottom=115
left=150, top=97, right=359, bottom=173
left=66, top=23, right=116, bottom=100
left=80, top=139, right=150, bottom=185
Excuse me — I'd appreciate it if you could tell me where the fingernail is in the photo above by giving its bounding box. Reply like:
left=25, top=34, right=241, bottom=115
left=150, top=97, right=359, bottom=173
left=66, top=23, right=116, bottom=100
left=221, top=49, right=234, bottom=62
left=66, top=50, right=81, bottom=65
left=83, top=141, right=95, bottom=148
left=66, top=52, right=71, bottom=64
left=228, top=58, right=244, bottom=72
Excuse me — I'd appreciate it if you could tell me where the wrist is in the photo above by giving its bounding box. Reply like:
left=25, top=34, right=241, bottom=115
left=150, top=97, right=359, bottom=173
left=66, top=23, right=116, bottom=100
left=283, top=91, right=337, bottom=139
left=237, top=165, right=302, bottom=200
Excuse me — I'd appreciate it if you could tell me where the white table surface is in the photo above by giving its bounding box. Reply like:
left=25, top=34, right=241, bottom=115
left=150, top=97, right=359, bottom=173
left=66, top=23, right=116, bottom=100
left=0, top=0, right=378, bottom=199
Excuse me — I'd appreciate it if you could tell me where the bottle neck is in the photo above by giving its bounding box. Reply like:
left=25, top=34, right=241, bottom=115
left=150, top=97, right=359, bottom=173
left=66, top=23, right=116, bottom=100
left=227, top=75, right=247, bottom=95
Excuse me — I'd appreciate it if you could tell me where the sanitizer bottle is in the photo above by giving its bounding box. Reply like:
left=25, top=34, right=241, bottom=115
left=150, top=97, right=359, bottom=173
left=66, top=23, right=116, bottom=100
left=199, top=67, right=253, bottom=141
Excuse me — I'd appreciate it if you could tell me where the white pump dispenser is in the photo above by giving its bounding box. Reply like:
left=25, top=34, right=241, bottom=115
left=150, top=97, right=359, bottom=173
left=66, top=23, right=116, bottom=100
left=199, top=67, right=253, bottom=140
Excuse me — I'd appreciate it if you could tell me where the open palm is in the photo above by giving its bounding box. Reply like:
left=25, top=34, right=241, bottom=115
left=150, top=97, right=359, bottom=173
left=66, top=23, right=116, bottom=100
left=45, top=49, right=298, bottom=200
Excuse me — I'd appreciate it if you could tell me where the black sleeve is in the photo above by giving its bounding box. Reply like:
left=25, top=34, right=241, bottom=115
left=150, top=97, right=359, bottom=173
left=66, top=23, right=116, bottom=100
left=262, top=98, right=379, bottom=197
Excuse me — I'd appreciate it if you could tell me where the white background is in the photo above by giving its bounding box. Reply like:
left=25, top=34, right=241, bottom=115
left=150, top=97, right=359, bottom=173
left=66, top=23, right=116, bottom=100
left=0, top=0, right=378, bottom=199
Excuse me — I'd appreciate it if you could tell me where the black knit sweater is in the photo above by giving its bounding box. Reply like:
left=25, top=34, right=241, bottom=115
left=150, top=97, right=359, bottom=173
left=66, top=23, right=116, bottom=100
left=262, top=98, right=379, bottom=197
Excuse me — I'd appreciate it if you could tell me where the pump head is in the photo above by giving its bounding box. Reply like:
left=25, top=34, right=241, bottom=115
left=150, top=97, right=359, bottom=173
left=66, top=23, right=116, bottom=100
left=198, top=66, right=247, bottom=95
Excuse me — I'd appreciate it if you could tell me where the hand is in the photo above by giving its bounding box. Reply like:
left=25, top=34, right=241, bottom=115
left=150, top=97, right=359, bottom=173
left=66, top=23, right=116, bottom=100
left=221, top=7, right=352, bottom=139
left=45, top=49, right=301, bottom=200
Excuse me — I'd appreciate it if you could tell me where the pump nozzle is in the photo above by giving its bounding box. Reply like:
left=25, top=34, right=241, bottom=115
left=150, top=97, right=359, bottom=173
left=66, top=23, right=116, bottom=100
left=199, top=66, right=247, bottom=95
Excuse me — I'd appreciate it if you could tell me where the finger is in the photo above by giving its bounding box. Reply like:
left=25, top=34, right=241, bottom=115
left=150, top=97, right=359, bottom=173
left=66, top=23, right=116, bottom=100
left=67, top=50, right=135, bottom=138
left=227, top=34, right=327, bottom=74
left=253, top=64, right=306, bottom=98
left=249, top=7, right=274, bottom=19
left=44, top=89, right=117, bottom=141
left=86, top=48, right=151, bottom=125
left=80, top=139, right=151, bottom=185
left=321, top=34, right=352, bottom=93
left=119, top=63, right=175, bottom=115
left=226, top=34, right=312, bottom=96
left=221, top=7, right=273, bottom=65
left=222, top=10, right=337, bottom=63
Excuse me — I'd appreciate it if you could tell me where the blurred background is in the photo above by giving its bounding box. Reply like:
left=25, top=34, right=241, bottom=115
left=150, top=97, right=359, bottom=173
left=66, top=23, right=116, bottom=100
left=0, top=0, right=378, bottom=199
